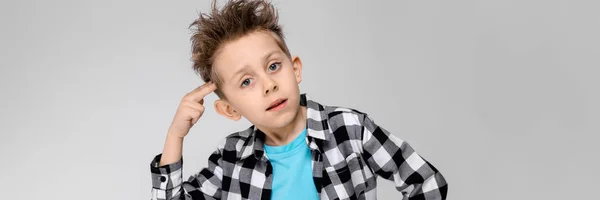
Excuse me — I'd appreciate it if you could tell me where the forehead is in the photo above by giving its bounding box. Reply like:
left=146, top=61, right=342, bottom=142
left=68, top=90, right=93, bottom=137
left=212, top=31, right=284, bottom=79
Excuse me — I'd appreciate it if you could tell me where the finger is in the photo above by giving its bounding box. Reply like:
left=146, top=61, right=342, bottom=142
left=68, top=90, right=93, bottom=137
left=184, top=82, right=213, bottom=102
left=191, top=115, right=200, bottom=125
left=186, top=82, right=211, bottom=99
left=189, top=82, right=217, bottom=102
left=183, top=101, right=205, bottom=112
left=199, top=81, right=217, bottom=93
left=186, top=109, right=202, bottom=124
left=191, top=81, right=216, bottom=93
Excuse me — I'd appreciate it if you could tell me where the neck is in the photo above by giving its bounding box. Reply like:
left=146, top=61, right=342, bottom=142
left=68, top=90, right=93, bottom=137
left=261, top=105, right=307, bottom=146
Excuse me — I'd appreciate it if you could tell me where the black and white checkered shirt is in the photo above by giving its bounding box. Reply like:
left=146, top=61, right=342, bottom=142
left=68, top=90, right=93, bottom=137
left=150, top=93, right=448, bottom=199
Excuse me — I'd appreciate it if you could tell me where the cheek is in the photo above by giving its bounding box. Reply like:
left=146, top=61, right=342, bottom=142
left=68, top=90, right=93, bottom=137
left=279, top=65, right=297, bottom=80
left=240, top=98, right=263, bottom=112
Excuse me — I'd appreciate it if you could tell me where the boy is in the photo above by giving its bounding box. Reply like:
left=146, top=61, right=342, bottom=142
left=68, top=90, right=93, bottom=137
left=150, top=0, right=448, bottom=199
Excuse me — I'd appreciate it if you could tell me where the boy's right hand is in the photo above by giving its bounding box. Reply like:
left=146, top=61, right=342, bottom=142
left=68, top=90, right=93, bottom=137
left=167, top=81, right=217, bottom=139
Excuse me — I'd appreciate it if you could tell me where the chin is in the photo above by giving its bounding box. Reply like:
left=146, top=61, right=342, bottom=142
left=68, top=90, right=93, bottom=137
left=269, top=103, right=300, bottom=128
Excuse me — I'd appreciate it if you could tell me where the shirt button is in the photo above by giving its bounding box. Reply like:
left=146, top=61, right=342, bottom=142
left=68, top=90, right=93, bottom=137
left=160, top=176, right=167, bottom=182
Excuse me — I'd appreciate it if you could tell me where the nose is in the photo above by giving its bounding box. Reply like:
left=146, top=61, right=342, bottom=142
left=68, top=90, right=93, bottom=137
left=263, top=77, right=278, bottom=95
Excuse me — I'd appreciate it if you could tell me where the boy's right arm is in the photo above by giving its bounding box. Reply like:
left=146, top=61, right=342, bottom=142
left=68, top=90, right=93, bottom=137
left=150, top=146, right=224, bottom=200
left=150, top=82, right=221, bottom=200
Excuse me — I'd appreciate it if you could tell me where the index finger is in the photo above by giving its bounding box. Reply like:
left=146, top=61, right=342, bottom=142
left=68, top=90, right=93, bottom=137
left=189, top=81, right=217, bottom=102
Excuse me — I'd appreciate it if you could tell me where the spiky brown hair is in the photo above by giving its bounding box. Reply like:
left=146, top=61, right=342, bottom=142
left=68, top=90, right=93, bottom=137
left=189, top=0, right=291, bottom=98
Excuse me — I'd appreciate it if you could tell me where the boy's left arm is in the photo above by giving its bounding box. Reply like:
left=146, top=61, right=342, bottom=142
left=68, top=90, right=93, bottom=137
left=360, top=114, right=448, bottom=199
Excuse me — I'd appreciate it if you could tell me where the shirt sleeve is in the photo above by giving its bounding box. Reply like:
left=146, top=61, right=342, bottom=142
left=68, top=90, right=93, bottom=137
left=150, top=148, right=224, bottom=200
left=360, top=114, right=448, bottom=199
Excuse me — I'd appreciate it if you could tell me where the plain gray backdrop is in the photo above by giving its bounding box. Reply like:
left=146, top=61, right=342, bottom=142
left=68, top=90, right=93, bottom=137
left=1, top=0, right=598, bottom=199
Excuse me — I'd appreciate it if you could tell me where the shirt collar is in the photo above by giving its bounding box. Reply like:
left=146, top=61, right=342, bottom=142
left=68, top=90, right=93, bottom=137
left=239, top=93, right=331, bottom=160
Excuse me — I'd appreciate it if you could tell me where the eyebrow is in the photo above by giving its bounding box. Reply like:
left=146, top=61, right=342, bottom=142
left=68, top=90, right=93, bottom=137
left=229, top=50, right=280, bottom=82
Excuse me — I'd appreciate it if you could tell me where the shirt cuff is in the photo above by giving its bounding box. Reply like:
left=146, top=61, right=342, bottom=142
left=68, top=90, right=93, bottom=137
left=150, top=154, right=183, bottom=190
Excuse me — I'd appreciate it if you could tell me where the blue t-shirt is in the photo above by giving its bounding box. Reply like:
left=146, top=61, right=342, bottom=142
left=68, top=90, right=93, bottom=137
left=263, top=128, right=319, bottom=200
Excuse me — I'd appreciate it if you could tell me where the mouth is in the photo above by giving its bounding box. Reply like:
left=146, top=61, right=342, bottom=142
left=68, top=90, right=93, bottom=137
left=267, top=98, right=288, bottom=111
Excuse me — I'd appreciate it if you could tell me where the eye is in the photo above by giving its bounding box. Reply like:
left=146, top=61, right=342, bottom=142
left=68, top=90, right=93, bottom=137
left=268, top=62, right=281, bottom=72
left=241, top=78, right=253, bottom=87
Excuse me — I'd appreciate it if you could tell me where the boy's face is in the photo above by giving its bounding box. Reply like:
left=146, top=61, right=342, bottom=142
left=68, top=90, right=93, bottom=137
left=212, top=30, right=303, bottom=130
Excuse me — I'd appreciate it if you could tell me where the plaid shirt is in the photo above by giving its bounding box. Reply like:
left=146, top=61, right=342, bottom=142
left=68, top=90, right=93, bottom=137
left=150, top=93, right=448, bottom=200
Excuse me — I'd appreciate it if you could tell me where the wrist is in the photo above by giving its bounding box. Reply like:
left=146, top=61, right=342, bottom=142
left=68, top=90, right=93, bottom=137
left=167, top=126, right=188, bottom=140
left=166, top=131, right=186, bottom=141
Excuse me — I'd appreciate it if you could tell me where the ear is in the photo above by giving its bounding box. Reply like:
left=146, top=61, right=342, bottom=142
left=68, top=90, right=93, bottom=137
left=291, top=55, right=303, bottom=84
left=214, top=99, right=242, bottom=121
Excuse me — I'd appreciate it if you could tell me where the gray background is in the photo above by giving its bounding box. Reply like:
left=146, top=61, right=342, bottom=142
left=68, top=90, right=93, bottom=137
left=1, top=0, right=598, bottom=199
